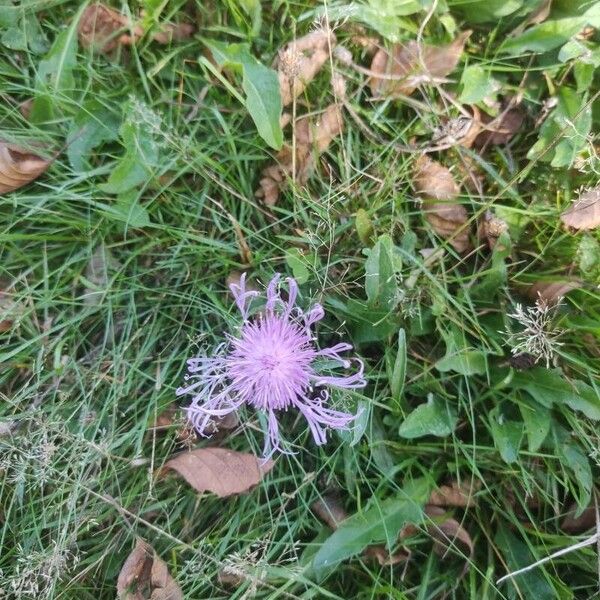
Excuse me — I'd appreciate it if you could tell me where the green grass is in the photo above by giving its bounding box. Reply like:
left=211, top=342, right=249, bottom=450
left=1, top=0, right=600, bottom=598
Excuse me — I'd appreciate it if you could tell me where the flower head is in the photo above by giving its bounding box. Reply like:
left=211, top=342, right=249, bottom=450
left=176, top=274, right=366, bottom=457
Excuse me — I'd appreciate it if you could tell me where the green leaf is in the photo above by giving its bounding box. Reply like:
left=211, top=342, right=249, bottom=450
left=335, top=298, right=400, bottom=344
left=454, top=0, right=523, bottom=24
left=458, top=65, right=495, bottom=104
left=100, top=118, right=159, bottom=194
left=511, top=368, right=600, bottom=419
left=519, top=400, right=551, bottom=452
left=364, top=235, right=398, bottom=310
left=98, top=191, right=152, bottom=229
left=203, top=40, right=282, bottom=149
left=355, top=208, right=374, bottom=245
left=399, top=394, right=458, bottom=439
left=554, top=427, right=592, bottom=510
left=435, top=350, right=487, bottom=376
left=312, top=478, right=429, bottom=570
left=495, top=528, right=557, bottom=600
left=284, top=248, right=310, bottom=285
left=389, top=328, right=406, bottom=403
left=67, top=101, right=121, bottom=172
left=489, top=408, right=523, bottom=464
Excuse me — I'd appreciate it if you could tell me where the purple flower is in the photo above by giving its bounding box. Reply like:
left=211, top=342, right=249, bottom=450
left=176, top=274, right=366, bottom=457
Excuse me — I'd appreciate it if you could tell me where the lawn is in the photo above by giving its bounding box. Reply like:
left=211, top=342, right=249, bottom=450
left=1, top=0, right=600, bottom=598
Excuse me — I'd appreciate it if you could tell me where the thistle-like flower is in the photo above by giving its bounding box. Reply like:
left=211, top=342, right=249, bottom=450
left=176, top=274, right=366, bottom=457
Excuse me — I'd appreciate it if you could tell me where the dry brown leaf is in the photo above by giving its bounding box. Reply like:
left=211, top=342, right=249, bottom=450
left=312, top=493, right=349, bottom=529
left=152, top=23, right=195, bottom=45
left=474, top=107, right=525, bottom=148
left=561, top=501, right=596, bottom=533
left=277, top=29, right=336, bottom=106
left=413, top=155, right=470, bottom=252
left=369, top=31, right=471, bottom=97
left=117, top=539, right=182, bottom=600
left=162, top=447, right=273, bottom=497
left=528, top=279, right=582, bottom=303
left=363, top=544, right=410, bottom=566
left=78, top=3, right=142, bottom=52
left=560, top=187, right=600, bottom=231
left=429, top=481, right=477, bottom=508
left=0, top=141, right=51, bottom=195
left=424, top=506, right=474, bottom=562
left=255, top=104, right=343, bottom=206
left=479, top=210, right=509, bottom=250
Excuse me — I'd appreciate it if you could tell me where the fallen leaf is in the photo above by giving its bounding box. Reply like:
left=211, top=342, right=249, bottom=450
left=162, top=447, right=273, bottom=497
left=561, top=501, right=596, bottom=533
left=369, top=31, right=471, bottom=97
left=0, top=141, right=51, bottom=194
left=277, top=29, right=336, bottom=106
left=560, top=187, right=600, bottom=231
left=413, top=155, right=470, bottom=252
left=429, top=481, right=477, bottom=508
left=474, top=106, right=525, bottom=148
left=78, top=3, right=142, bottom=52
left=117, top=538, right=182, bottom=600
left=152, top=22, right=195, bottom=45
left=528, top=279, right=582, bottom=303
left=362, top=544, right=410, bottom=566
left=255, top=104, right=343, bottom=206
left=424, top=505, right=474, bottom=561
left=312, top=493, right=349, bottom=529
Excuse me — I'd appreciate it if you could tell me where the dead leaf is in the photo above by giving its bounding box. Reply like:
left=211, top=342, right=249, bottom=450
left=152, top=23, right=195, bottom=45
left=162, top=447, right=273, bottom=497
left=561, top=501, right=596, bottom=533
left=369, top=31, right=471, bottom=97
left=429, top=480, right=477, bottom=508
left=528, top=279, right=582, bottom=303
left=510, top=0, right=553, bottom=37
left=78, top=3, right=142, bottom=52
left=117, top=538, right=182, bottom=600
left=0, top=141, right=51, bottom=195
left=479, top=210, right=509, bottom=250
left=363, top=544, right=410, bottom=566
left=474, top=107, right=525, bottom=148
left=312, top=493, right=349, bottom=529
left=431, top=108, right=481, bottom=149
left=560, top=187, right=600, bottom=231
left=424, top=505, right=474, bottom=562
left=413, top=155, right=471, bottom=252
left=277, top=29, right=336, bottom=106
left=255, top=104, right=343, bottom=206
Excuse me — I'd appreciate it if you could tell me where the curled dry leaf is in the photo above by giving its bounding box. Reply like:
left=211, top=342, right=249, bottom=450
left=413, top=155, right=470, bottom=252
left=423, top=505, right=474, bottom=562
left=256, top=104, right=343, bottom=206
left=0, top=141, right=51, bottom=195
left=363, top=544, right=410, bottom=566
left=312, top=493, right=349, bottom=530
left=527, top=279, right=582, bottom=304
left=277, top=29, right=336, bottom=106
left=561, top=501, right=596, bottom=534
left=429, top=480, right=478, bottom=509
left=474, top=106, right=525, bottom=148
left=162, top=447, right=274, bottom=497
left=369, top=31, right=471, bottom=97
left=78, top=3, right=142, bottom=52
left=560, top=187, right=600, bottom=232
left=117, top=538, right=182, bottom=600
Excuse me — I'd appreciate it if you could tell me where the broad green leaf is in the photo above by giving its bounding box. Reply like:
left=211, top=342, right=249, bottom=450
left=511, top=368, right=600, bottom=419
left=98, top=192, right=152, bottom=229
left=519, top=400, right=551, bottom=452
left=203, top=40, right=282, bottom=149
left=100, top=118, right=159, bottom=194
left=490, top=408, right=523, bottom=464
left=399, top=394, right=457, bottom=439
left=67, top=101, right=121, bottom=172
left=236, top=0, right=262, bottom=36
left=435, top=350, right=487, bottom=376
left=337, top=298, right=400, bottom=344
left=501, top=17, right=587, bottom=54
left=458, top=65, right=496, bottom=104
left=453, top=0, right=523, bottom=24
left=312, top=478, right=429, bottom=570
left=364, top=234, right=398, bottom=310
left=355, top=208, right=374, bottom=245
left=389, top=328, right=406, bottom=403
left=284, top=248, right=310, bottom=285
left=495, top=528, right=556, bottom=600
left=242, top=61, right=282, bottom=150
left=554, top=427, right=592, bottom=510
